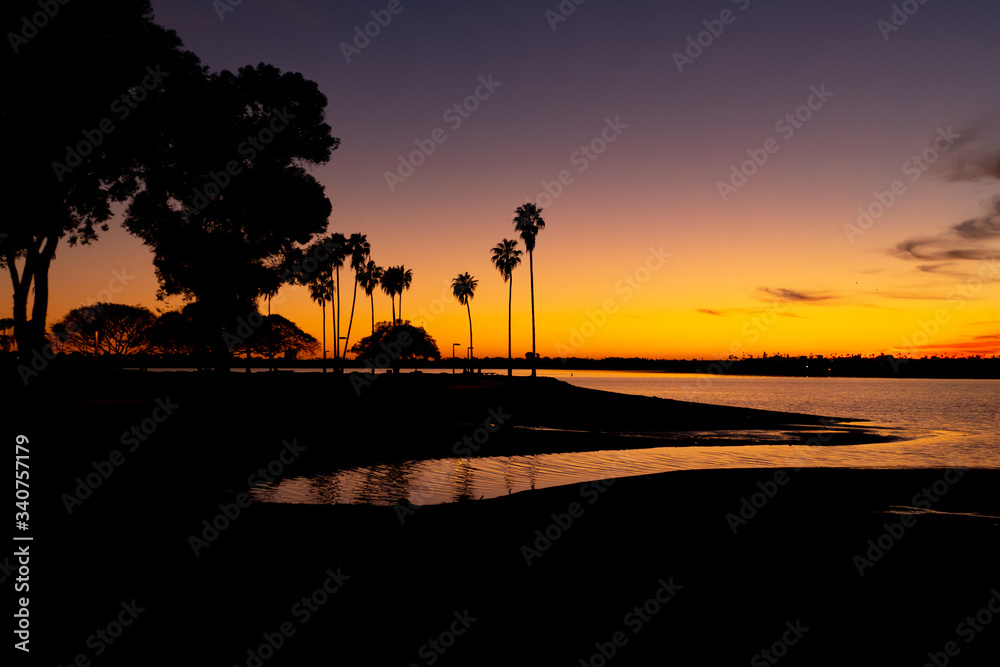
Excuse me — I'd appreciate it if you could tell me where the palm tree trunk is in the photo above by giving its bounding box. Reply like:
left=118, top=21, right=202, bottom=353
left=390, top=292, right=396, bottom=325
left=321, top=300, right=327, bottom=374
left=344, top=276, right=358, bottom=358
left=466, top=302, right=473, bottom=374
left=398, top=290, right=403, bottom=324
left=529, top=250, right=536, bottom=378
left=335, top=266, right=342, bottom=372
left=507, top=273, right=513, bottom=377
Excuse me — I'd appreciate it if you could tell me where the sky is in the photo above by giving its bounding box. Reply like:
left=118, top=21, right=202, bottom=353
left=9, top=0, right=1000, bottom=360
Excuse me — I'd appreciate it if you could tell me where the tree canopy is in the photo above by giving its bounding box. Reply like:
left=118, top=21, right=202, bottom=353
left=50, top=303, right=156, bottom=356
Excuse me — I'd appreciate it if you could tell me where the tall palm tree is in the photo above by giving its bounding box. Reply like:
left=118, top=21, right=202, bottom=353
left=513, top=203, right=546, bottom=377
left=343, top=233, right=370, bottom=358
left=380, top=266, right=400, bottom=324
left=491, top=239, right=522, bottom=377
left=358, top=260, right=384, bottom=335
left=451, top=272, right=478, bottom=372
left=307, top=277, right=333, bottom=373
left=327, top=233, right=347, bottom=371
left=397, top=265, right=413, bottom=323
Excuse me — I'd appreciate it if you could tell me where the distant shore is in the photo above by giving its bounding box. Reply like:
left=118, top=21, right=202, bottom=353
left=10, top=350, right=997, bottom=379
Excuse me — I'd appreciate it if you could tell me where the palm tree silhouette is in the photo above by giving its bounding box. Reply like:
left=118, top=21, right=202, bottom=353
left=397, top=265, right=413, bottom=323
left=343, top=233, right=370, bottom=358
left=358, top=260, right=384, bottom=335
left=380, top=266, right=400, bottom=324
left=452, top=272, right=478, bottom=372
left=513, top=203, right=546, bottom=377
left=491, top=239, right=522, bottom=377
left=328, top=233, right=347, bottom=371
left=308, top=277, right=333, bottom=373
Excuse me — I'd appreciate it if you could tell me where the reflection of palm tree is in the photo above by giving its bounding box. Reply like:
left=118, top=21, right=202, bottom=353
left=513, top=203, right=546, bottom=377
left=308, top=278, right=333, bottom=373
left=451, top=272, right=478, bottom=370
left=491, top=239, right=522, bottom=377
left=343, top=233, right=370, bottom=358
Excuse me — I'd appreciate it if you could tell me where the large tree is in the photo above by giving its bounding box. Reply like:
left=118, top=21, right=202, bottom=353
left=513, top=203, right=546, bottom=377
left=350, top=321, right=440, bottom=374
left=122, top=63, right=340, bottom=370
left=2, top=0, right=202, bottom=358
left=50, top=303, right=156, bottom=356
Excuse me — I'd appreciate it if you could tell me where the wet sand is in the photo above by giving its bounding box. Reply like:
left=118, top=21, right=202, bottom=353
left=17, top=371, right=999, bottom=664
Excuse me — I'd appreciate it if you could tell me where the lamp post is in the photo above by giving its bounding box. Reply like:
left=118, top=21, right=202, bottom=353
left=452, top=343, right=460, bottom=374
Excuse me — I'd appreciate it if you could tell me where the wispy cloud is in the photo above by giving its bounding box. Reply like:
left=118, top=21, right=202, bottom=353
left=696, top=308, right=722, bottom=316
left=757, top=287, right=835, bottom=302
left=894, top=123, right=1000, bottom=270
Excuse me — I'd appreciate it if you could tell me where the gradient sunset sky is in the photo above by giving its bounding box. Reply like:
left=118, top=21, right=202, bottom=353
left=10, top=0, right=1000, bottom=359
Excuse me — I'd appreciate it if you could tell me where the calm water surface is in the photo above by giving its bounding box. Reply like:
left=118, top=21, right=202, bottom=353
left=250, top=371, right=999, bottom=506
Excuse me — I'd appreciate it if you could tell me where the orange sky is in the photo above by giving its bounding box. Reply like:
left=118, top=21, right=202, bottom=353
left=4, top=0, right=999, bottom=360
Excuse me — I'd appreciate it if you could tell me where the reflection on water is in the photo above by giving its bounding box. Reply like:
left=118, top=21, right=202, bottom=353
left=250, top=425, right=998, bottom=507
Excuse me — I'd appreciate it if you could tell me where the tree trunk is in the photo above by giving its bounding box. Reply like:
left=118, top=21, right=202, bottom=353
left=370, top=293, right=376, bottom=374
left=344, top=276, right=358, bottom=359
left=321, top=300, right=327, bottom=374
left=466, top=302, right=473, bottom=374
left=529, top=249, right=536, bottom=378
left=335, top=265, right=342, bottom=372
left=507, top=273, right=513, bottom=377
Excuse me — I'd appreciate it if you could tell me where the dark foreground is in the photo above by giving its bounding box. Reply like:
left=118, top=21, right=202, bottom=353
left=11, top=372, right=1000, bottom=665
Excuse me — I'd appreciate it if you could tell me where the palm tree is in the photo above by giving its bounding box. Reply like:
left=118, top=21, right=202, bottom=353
left=491, top=239, right=522, bottom=377
left=307, top=277, right=333, bottom=373
left=343, top=233, right=370, bottom=358
left=451, top=272, right=478, bottom=372
left=358, top=260, right=384, bottom=335
left=328, top=234, right=347, bottom=370
left=380, top=266, right=400, bottom=324
left=397, top=265, right=413, bottom=323
left=513, top=203, right=546, bottom=377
